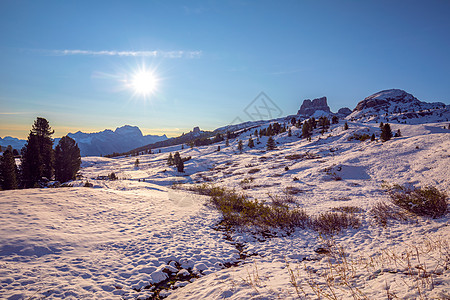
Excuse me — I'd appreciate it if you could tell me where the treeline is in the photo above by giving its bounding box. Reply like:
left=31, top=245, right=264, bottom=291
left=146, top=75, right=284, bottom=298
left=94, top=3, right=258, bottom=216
left=0, top=117, right=81, bottom=190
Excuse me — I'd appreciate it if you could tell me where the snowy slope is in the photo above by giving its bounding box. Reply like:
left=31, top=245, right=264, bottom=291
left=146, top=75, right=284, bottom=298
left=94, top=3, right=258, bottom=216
left=1, top=117, right=449, bottom=299
left=348, top=89, right=449, bottom=124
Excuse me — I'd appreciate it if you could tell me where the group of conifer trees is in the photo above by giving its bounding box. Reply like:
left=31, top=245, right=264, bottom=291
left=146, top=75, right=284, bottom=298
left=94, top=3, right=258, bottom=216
left=0, top=117, right=81, bottom=190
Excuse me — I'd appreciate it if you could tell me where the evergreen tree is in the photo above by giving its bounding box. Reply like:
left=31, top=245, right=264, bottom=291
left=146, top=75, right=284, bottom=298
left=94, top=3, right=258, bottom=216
left=332, top=115, right=339, bottom=124
left=181, top=144, right=184, bottom=150
left=266, top=124, right=273, bottom=136
left=344, top=122, right=349, bottom=130
left=371, top=133, right=376, bottom=141
left=288, top=128, right=292, bottom=137
left=380, top=123, right=393, bottom=142
left=217, top=145, right=221, bottom=151
left=54, top=135, right=81, bottom=183
left=31, top=117, right=54, bottom=179
left=225, top=137, right=229, bottom=147
left=173, top=152, right=184, bottom=172
left=237, top=140, right=243, bottom=152
left=0, top=150, right=18, bottom=190
left=302, top=122, right=312, bottom=139
left=20, top=133, right=42, bottom=188
left=134, top=158, right=140, bottom=168
left=394, top=129, right=402, bottom=137
left=291, top=117, right=296, bottom=126
left=266, top=136, right=276, bottom=150
left=248, top=137, right=255, bottom=148
left=167, top=153, right=174, bottom=166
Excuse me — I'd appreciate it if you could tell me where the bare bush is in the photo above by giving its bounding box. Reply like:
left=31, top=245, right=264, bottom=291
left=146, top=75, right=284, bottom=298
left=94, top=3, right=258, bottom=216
left=312, top=212, right=361, bottom=235
left=384, top=184, right=448, bottom=218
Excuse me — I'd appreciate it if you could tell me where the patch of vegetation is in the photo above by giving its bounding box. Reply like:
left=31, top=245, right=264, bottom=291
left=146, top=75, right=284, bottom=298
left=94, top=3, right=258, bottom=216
left=191, top=185, right=309, bottom=231
left=331, top=206, right=364, bottom=213
left=370, top=201, right=407, bottom=226
left=248, top=168, right=261, bottom=174
left=347, top=133, right=371, bottom=142
left=285, top=152, right=321, bottom=160
left=383, top=183, right=448, bottom=218
left=312, top=211, right=361, bottom=235
left=83, top=181, right=93, bottom=187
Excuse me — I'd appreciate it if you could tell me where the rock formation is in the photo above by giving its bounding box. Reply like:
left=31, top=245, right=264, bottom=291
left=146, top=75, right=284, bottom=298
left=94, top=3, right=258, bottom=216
left=297, top=97, right=331, bottom=116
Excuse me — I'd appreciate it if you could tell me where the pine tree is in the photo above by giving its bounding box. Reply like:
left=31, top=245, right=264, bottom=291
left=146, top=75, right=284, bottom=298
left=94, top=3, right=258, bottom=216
left=173, top=152, right=184, bottom=172
left=291, top=117, right=296, bottom=126
left=248, top=137, right=255, bottom=148
left=266, top=136, right=276, bottom=150
left=332, top=115, right=339, bottom=124
left=225, top=137, right=229, bottom=147
left=371, top=133, right=376, bottom=141
left=394, top=129, right=402, bottom=137
left=167, top=153, right=174, bottom=166
left=20, top=133, right=42, bottom=188
left=134, top=158, right=139, bottom=168
left=237, top=140, right=243, bottom=152
left=54, top=135, right=81, bottom=183
left=288, top=128, right=292, bottom=137
left=380, top=123, right=393, bottom=142
left=31, top=117, right=54, bottom=179
left=0, top=150, right=18, bottom=190
left=302, top=122, right=312, bottom=139
left=344, top=122, right=349, bottom=130
left=217, top=145, right=221, bottom=151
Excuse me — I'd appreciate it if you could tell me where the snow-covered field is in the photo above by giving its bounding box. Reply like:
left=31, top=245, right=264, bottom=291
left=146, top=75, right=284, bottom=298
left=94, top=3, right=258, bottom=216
left=1, top=120, right=449, bottom=299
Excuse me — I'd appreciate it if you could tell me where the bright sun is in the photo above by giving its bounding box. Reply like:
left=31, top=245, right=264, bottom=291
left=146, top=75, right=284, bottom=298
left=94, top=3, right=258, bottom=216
left=131, top=70, right=157, bottom=96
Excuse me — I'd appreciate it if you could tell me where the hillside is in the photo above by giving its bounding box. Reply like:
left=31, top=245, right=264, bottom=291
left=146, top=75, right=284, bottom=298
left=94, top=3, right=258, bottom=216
left=0, top=89, right=449, bottom=299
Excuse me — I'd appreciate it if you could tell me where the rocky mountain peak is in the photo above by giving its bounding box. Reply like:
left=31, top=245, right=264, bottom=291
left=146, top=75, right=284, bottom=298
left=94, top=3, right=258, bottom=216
left=297, top=96, right=331, bottom=116
left=114, top=125, right=143, bottom=137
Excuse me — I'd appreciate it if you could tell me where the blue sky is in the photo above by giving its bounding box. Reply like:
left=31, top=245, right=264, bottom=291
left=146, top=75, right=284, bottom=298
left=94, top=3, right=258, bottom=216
left=1, top=0, right=449, bottom=139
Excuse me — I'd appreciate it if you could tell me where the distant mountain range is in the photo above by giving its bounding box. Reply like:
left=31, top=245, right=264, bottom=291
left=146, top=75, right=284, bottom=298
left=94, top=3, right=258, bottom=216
left=0, top=125, right=167, bottom=157
left=1, top=89, right=448, bottom=157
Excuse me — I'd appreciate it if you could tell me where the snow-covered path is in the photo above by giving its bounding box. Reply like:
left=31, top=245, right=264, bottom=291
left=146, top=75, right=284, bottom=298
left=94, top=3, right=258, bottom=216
left=0, top=187, right=238, bottom=299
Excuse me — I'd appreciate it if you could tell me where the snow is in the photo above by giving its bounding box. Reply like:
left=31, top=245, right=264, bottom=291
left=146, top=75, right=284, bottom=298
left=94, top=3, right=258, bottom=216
left=1, top=117, right=449, bottom=299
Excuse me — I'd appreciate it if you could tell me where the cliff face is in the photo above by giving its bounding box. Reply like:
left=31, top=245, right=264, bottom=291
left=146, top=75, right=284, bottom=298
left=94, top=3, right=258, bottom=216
left=297, top=96, right=331, bottom=116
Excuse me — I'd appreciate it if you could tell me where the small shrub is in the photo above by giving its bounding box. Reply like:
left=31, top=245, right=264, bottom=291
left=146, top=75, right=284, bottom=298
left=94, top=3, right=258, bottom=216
left=331, top=206, right=363, bottom=213
left=84, top=181, right=93, bottom=187
left=284, top=166, right=289, bottom=171
left=384, top=184, right=448, bottom=218
left=108, top=172, right=118, bottom=180
left=370, top=201, right=407, bottom=226
left=347, top=133, right=371, bottom=142
left=312, top=211, right=361, bottom=235
left=284, top=186, right=303, bottom=195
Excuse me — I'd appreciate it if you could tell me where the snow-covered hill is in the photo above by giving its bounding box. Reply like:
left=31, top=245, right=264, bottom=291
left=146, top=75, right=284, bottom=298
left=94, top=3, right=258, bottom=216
left=347, top=89, right=450, bottom=124
left=1, top=113, right=449, bottom=299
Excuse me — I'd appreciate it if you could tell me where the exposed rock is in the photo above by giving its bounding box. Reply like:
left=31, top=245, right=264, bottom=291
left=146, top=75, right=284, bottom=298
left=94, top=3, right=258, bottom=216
left=297, top=97, right=331, bottom=116
left=193, top=126, right=200, bottom=134
left=337, top=107, right=352, bottom=116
